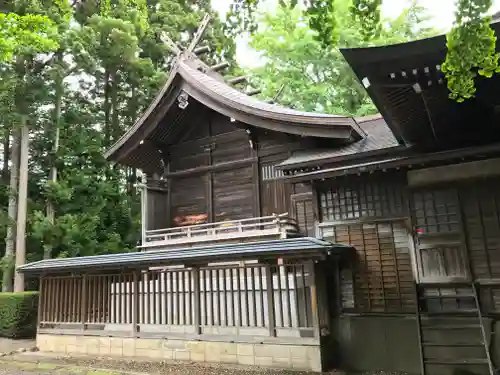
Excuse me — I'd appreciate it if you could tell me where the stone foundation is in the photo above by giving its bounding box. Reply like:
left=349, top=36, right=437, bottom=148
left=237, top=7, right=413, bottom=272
left=36, top=334, right=322, bottom=372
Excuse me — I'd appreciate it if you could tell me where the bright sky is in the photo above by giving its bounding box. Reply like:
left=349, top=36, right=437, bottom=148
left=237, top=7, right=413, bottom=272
left=211, top=0, right=500, bottom=67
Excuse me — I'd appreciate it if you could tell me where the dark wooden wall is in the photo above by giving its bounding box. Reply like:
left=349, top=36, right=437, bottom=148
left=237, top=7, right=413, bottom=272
left=316, top=172, right=416, bottom=313
left=315, top=170, right=500, bottom=314
left=146, top=109, right=308, bottom=229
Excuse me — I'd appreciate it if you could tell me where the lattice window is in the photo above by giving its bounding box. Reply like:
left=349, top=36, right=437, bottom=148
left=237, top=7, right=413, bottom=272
left=261, top=163, right=284, bottom=181
left=412, top=189, right=460, bottom=235
left=411, top=188, right=468, bottom=281
left=323, top=221, right=415, bottom=313
left=318, top=174, right=407, bottom=222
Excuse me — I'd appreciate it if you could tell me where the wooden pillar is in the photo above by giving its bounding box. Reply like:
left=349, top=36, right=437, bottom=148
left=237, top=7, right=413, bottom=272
left=132, top=271, right=139, bottom=335
left=140, top=183, right=148, bottom=245
left=193, top=267, right=201, bottom=334
left=265, top=264, right=276, bottom=337
left=81, top=274, right=88, bottom=330
left=253, top=160, right=261, bottom=217
left=37, top=277, right=44, bottom=327
left=309, top=261, right=322, bottom=339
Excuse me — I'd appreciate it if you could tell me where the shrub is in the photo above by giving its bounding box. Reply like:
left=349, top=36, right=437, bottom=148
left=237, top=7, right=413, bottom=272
left=0, top=292, right=39, bottom=339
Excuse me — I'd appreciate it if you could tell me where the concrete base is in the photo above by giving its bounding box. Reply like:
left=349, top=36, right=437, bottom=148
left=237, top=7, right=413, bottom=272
left=36, top=334, right=322, bottom=372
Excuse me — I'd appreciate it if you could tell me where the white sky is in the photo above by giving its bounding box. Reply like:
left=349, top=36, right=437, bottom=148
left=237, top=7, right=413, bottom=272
left=211, top=0, right=500, bottom=67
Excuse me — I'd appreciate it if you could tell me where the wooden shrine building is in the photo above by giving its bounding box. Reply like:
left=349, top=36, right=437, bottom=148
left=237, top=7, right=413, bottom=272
left=17, top=17, right=500, bottom=375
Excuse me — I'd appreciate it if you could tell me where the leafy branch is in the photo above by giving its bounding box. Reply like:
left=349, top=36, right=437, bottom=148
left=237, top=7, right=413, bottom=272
left=350, top=0, right=382, bottom=40
left=442, top=0, right=499, bottom=102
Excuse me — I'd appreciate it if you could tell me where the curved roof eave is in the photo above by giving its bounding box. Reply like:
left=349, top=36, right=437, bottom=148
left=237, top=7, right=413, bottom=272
left=105, top=60, right=365, bottom=165
left=177, top=61, right=364, bottom=135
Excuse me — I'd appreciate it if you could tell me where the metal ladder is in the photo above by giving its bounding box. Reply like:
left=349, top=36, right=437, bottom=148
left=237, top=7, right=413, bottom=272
left=415, top=281, right=496, bottom=375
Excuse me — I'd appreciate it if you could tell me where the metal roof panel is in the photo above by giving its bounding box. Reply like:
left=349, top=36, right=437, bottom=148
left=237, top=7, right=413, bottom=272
left=18, top=237, right=350, bottom=274
left=279, top=116, right=400, bottom=168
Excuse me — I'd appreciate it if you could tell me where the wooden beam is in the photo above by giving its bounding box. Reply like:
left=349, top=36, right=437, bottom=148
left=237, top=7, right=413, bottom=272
left=194, top=45, right=210, bottom=55
left=246, top=88, right=262, bottom=96
left=160, top=33, right=182, bottom=55
left=210, top=61, right=230, bottom=72
left=187, top=14, right=211, bottom=52
left=407, top=157, right=500, bottom=187
left=228, top=76, right=247, bottom=85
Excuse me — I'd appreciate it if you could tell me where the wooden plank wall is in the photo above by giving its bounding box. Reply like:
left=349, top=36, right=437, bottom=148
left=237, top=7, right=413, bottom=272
left=213, top=166, right=254, bottom=221
left=317, top=172, right=415, bottom=313
left=458, top=179, right=500, bottom=312
left=331, top=222, right=415, bottom=312
left=147, top=189, right=170, bottom=230
left=170, top=175, right=209, bottom=226
left=145, top=110, right=307, bottom=230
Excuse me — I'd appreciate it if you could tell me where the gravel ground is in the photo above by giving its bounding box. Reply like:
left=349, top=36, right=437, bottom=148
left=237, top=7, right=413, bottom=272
left=0, top=355, right=342, bottom=375
left=1, top=354, right=408, bottom=375
left=39, top=356, right=321, bottom=374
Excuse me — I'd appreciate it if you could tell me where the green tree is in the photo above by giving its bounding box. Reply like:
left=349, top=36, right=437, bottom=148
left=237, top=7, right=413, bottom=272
left=249, top=1, right=435, bottom=116
left=0, top=0, right=66, bottom=292
left=0, top=0, right=237, bottom=291
left=229, top=0, right=499, bottom=102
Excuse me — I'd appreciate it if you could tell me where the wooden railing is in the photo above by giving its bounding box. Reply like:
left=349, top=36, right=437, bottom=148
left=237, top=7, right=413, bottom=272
left=142, top=214, right=299, bottom=249
left=38, top=262, right=319, bottom=342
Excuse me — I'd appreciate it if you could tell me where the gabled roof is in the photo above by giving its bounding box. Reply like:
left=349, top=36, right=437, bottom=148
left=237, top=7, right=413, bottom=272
left=104, top=54, right=366, bottom=173
left=17, top=237, right=352, bottom=274
left=278, top=114, right=403, bottom=169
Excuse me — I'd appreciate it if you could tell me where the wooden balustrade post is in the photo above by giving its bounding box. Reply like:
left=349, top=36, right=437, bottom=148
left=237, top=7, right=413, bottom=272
left=265, top=264, right=276, bottom=337
left=81, top=274, right=87, bottom=331
left=193, top=267, right=201, bottom=334
left=132, top=270, right=139, bottom=335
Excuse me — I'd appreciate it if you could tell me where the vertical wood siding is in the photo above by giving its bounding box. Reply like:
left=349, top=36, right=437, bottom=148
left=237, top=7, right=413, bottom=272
left=213, top=166, right=255, bottom=221
left=323, top=221, right=415, bottom=312
left=316, top=173, right=413, bottom=313
left=147, top=190, right=170, bottom=230
left=291, top=193, right=315, bottom=237
left=170, top=175, right=208, bottom=226
left=460, top=180, right=500, bottom=280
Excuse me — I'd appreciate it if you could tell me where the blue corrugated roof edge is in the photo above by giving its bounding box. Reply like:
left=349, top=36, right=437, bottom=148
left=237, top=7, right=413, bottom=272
left=17, top=237, right=352, bottom=274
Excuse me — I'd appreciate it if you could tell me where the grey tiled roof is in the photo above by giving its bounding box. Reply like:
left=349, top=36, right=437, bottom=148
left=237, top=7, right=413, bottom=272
left=279, top=115, right=400, bottom=168
left=18, top=237, right=351, bottom=274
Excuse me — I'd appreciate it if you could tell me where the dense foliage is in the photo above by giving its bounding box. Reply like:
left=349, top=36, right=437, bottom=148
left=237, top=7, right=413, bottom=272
left=229, top=0, right=499, bottom=101
left=442, top=0, right=500, bottom=101
left=0, top=292, right=39, bottom=338
left=249, top=1, right=435, bottom=116
left=0, top=0, right=439, bottom=292
left=0, top=0, right=235, bottom=291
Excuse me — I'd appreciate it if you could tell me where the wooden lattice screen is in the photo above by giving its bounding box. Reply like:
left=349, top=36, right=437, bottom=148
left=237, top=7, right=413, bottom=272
left=317, top=173, right=414, bottom=313
left=318, top=174, right=407, bottom=222
left=329, top=222, right=416, bottom=312
left=38, top=262, right=319, bottom=338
